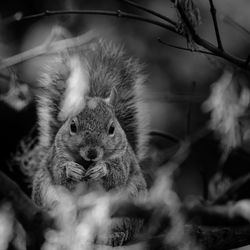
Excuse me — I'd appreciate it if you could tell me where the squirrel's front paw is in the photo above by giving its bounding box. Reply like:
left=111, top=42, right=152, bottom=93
left=84, top=162, right=107, bottom=181
left=63, top=162, right=85, bottom=182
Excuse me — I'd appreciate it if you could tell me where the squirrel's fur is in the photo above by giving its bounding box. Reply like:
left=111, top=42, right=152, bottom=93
left=37, top=38, right=149, bottom=160
left=32, top=37, right=149, bottom=246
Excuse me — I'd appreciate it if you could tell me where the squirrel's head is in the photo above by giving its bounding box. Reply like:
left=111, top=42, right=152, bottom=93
left=56, top=89, right=128, bottom=167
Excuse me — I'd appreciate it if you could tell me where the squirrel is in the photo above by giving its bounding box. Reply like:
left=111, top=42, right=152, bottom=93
left=31, top=38, right=149, bottom=246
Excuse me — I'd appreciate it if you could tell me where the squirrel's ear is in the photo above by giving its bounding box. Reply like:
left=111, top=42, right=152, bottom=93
left=105, top=87, right=117, bottom=106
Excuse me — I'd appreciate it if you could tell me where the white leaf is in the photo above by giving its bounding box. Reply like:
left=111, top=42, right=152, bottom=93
left=203, top=70, right=250, bottom=152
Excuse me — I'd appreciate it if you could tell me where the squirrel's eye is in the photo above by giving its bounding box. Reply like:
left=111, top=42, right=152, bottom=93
left=108, top=122, right=115, bottom=136
left=70, top=119, right=77, bottom=134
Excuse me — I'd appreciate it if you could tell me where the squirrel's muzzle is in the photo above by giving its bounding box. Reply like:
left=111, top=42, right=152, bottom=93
left=80, top=146, right=103, bottom=162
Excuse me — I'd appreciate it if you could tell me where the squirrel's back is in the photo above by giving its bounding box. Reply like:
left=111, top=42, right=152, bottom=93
left=37, top=38, right=149, bottom=159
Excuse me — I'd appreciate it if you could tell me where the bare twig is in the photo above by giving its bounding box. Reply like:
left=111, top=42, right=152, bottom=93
left=158, top=38, right=216, bottom=56
left=208, top=0, right=223, bottom=50
left=0, top=11, right=176, bottom=71
left=18, top=9, right=177, bottom=34
left=1, top=7, right=248, bottom=71
left=0, top=31, right=97, bottom=70
left=220, top=13, right=250, bottom=41
left=172, top=1, right=249, bottom=70
left=122, top=0, right=176, bottom=26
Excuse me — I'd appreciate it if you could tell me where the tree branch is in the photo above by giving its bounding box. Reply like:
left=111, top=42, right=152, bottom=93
left=18, top=9, right=177, bottom=34
left=220, top=13, right=250, bottom=40
left=0, top=7, right=248, bottom=72
left=158, top=38, right=216, bottom=56
left=172, top=0, right=248, bottom=70
left=208, top=0, right=223, bottom=50
left=0, top=30, right=98, bottom=70
left=122, top=0, right=176, bottom=26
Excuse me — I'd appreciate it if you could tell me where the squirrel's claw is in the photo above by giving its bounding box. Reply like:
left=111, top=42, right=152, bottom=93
left=84, top=162, right=107, bottom=180
left=64, top=162, right=85, bottom=182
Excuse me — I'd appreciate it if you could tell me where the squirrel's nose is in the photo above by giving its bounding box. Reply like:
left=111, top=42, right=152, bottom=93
left=80, top=147, right=103, bottom=162
left=86, top=148, right=98, bottom=160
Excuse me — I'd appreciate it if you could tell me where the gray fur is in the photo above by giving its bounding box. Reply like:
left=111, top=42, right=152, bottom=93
left=37, top=38, right=149, bottom=159
left=33, top=96, right=147, bottom=246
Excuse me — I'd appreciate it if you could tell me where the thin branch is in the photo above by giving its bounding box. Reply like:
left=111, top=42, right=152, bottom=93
left=172, top=1, right=249, bottom=70
left=3, top=7, right=250, bottom=71
left=122, top=0, right=176, bottom=26
left=18, top=9, right=177, bottom=34
left=0, top=30, right=97, bottom=70
left=16, top=8, right=249, bottom=72
left=220, top=13, right=250, bottom=41
left=208, top=0, right=223, bottom=50
left=0, top=10, right=176, bottom=71
left=158, top=38, right=216, bottom=56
